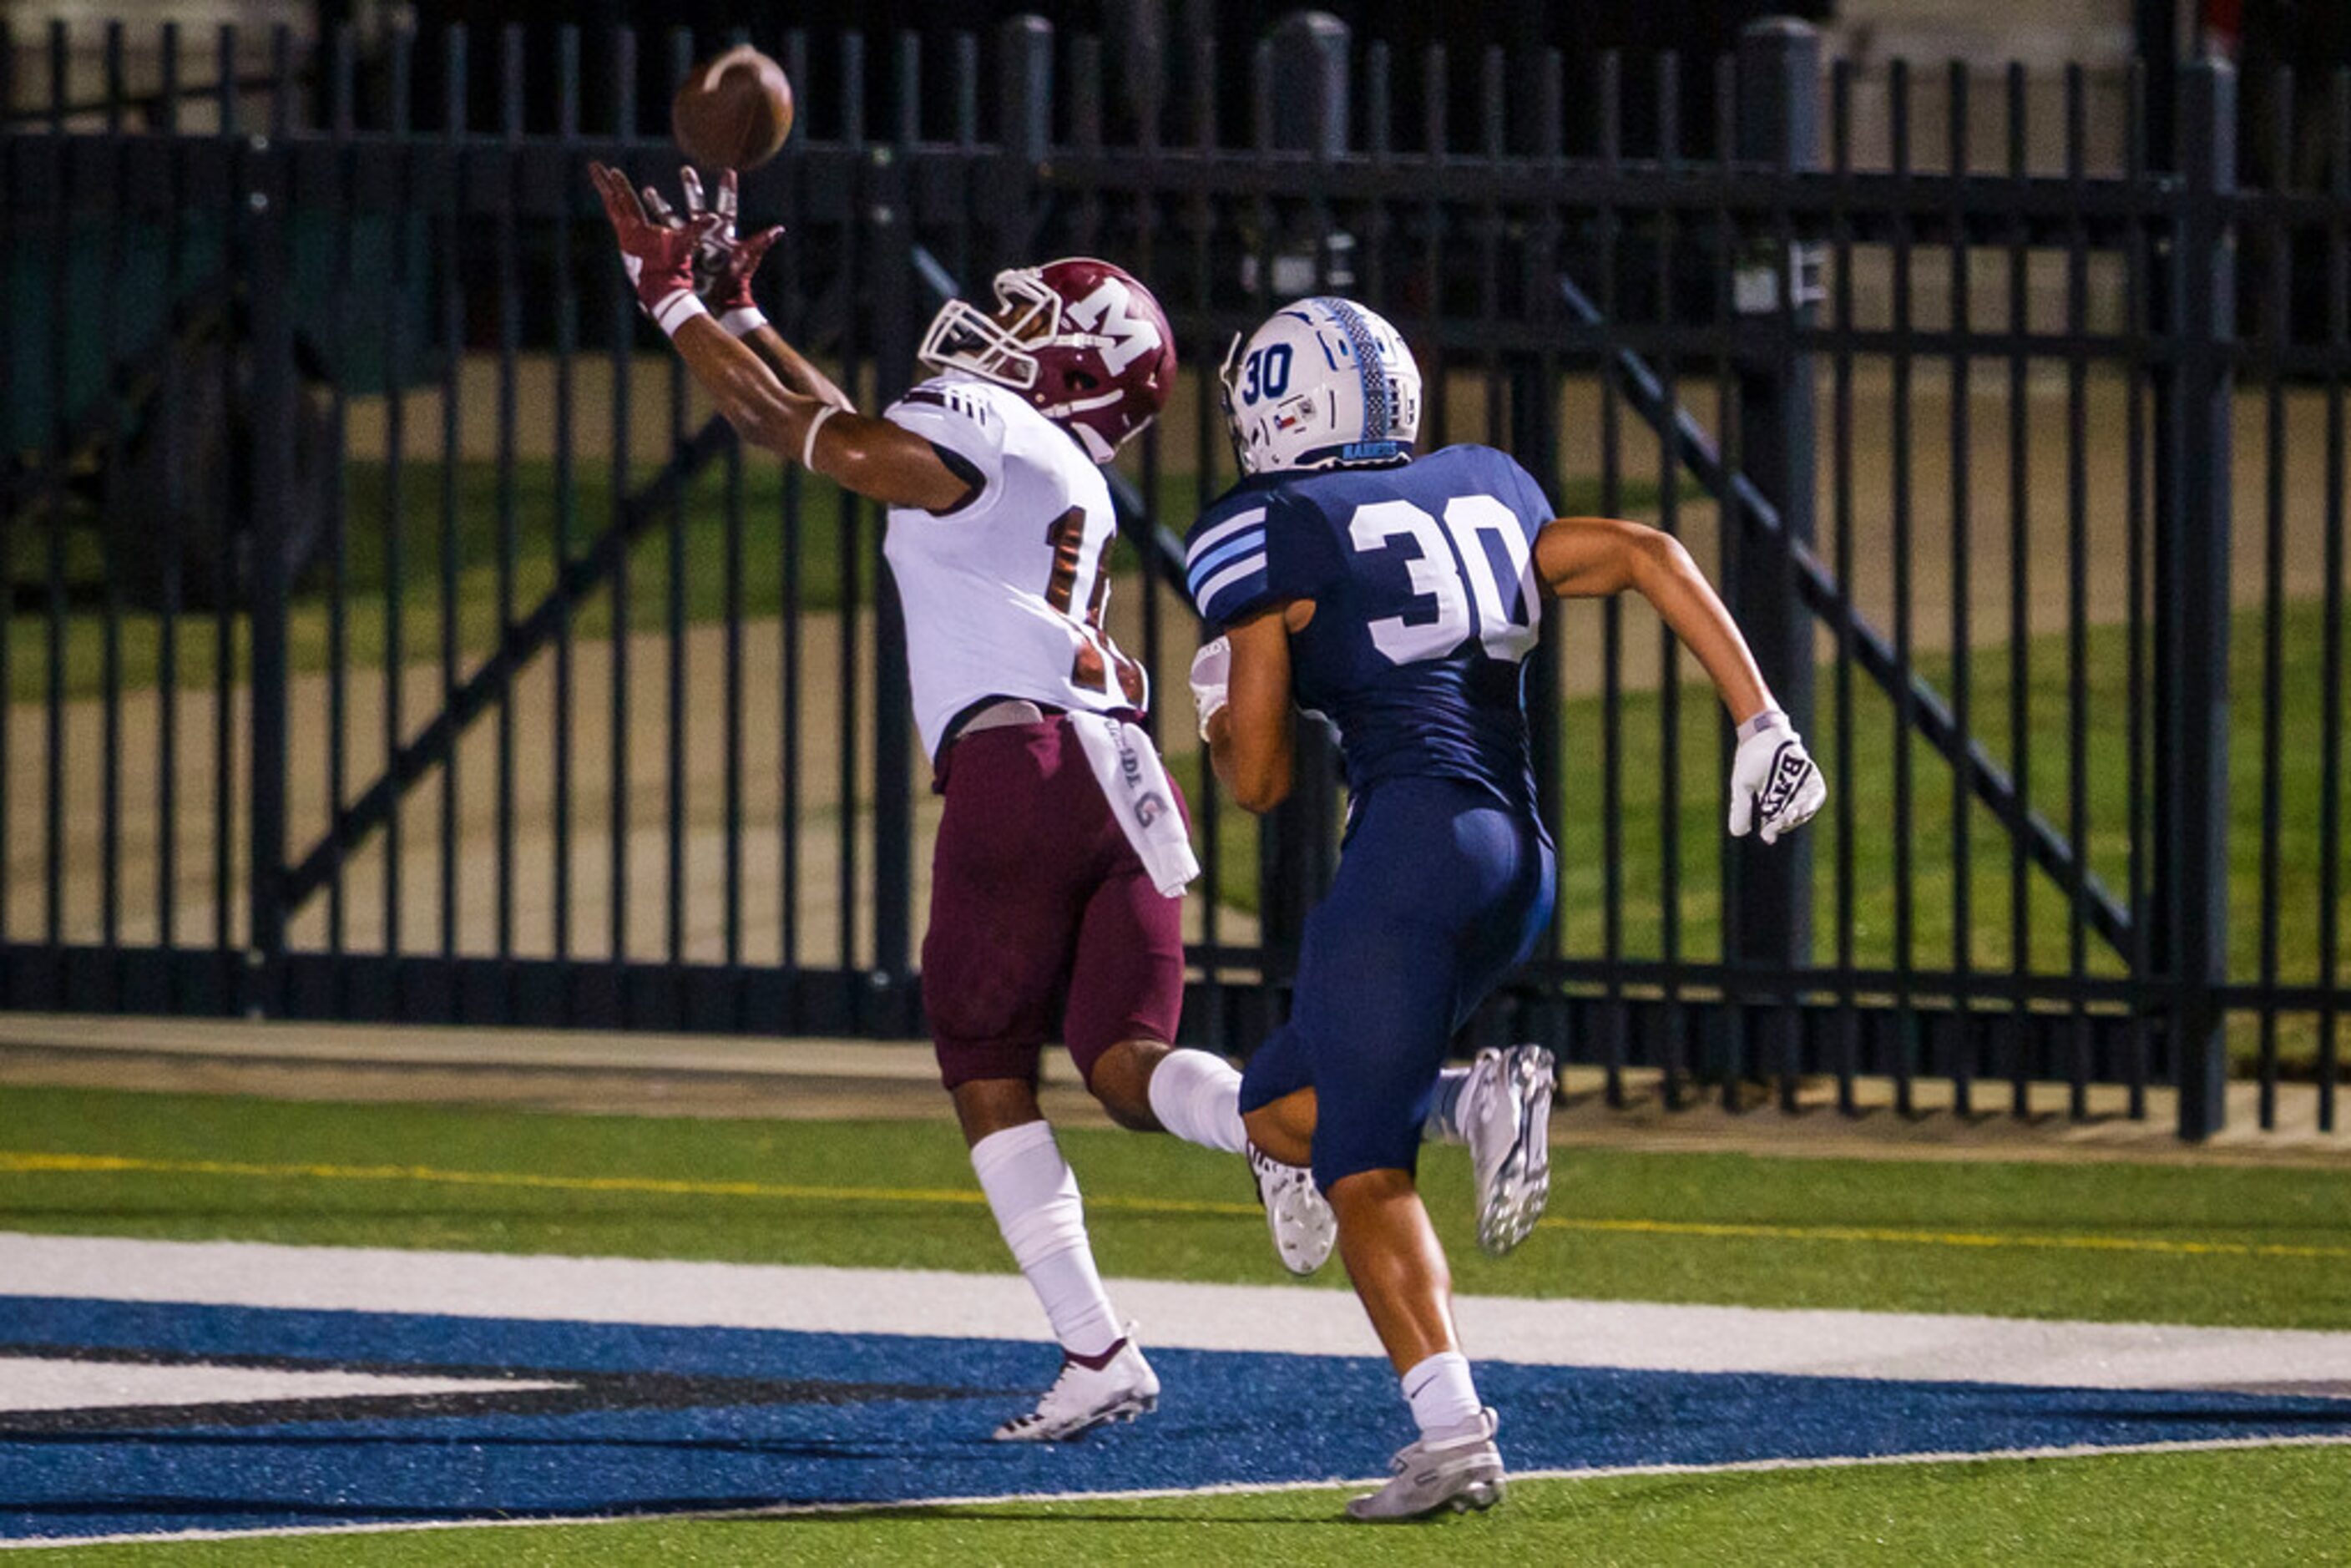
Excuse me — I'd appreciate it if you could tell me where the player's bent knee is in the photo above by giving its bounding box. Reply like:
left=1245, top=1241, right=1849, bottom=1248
left=1084, top=1038, right=1170, bottom=1132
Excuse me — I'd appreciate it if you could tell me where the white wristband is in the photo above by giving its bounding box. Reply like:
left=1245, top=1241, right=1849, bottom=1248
left=652, top=290, right=708, bottom=337
left=718, top=306, right=767, bottom=338
left=1738, top=707, right=1788, bottom=741
left=801, top=402, right=841, bottom=471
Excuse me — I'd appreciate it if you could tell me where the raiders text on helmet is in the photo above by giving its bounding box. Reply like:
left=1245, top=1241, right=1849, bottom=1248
left=1220, top=297, right=1423, bottom=474
left=917, top=257, right=1176, bottom=462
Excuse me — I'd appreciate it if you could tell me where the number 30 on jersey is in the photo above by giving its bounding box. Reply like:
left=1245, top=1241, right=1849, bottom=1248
left=1347, top=495, right=1540, bottom=665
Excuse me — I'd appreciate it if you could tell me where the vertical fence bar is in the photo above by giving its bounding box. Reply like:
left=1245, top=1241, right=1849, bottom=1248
left=159, top=24, right=186, bottom=985
left=2125, top=60, right=2153, bottom=1120
left=1656, top=49, right=1686, bottom=1105
left=1946, top=59, right=1974, bottom=1113
left=608, top=25, right=635, bottom=999
left=244, top=94, right=294, bottom=1018
left=777, top=24, right=812, bottom=1012
left=1732, top=18, right=1819, bottom=1107
left=383, top=24, right=412, bottom=994
left=325, top=23, right=356, bottom=985
left=213, top=25, right=240, bottom=979
left=665, top=28, right=692, bottom=988
left=2005, top=59, right=2034, bottom=1114
left=2162, top=58, right=2236, bottom=1140
left=2319, top=71, right=2348, bottom=1132
left=43, top=21, right=69, bottom=959
left=1598, top=48, right=1628, bottom=1105
left=2065, top=64, right=2092, bottom=1118
left=99, top=23, right=128, bottom=993
left=493, top=24, right=523, bottom=1005
left=1713, top=53, right=1744, bottom=1106
left=837, top=29, right=866, bottom=982
left=2254, top=68, right=2293, bottom=1127
left=1830, top=58, right=1858, bottom=1114
left=1888, top=57, right=1917, bottom=1115
left=870, top=28, right=920, bottom=1014
left=553, top=25, right=579, bottom=979
left=437, top=24, right=467, bottom=974
left=0, top=21, right=15, bottom=969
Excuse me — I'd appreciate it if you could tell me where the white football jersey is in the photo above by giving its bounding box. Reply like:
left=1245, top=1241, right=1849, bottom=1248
left=882, top=372, right=1148, bottom=759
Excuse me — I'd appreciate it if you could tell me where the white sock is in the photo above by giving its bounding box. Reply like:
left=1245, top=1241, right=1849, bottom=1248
left=970, top=1120, right=1121, bottom=1359
left=1145, top=1048, right=1247, bottom=1154
left=1400, top=1350, right=1484, bottom=1437
left=1421, top=1066, right=1475, bottom=1145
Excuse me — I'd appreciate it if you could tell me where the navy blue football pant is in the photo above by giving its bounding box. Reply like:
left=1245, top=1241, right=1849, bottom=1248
left=1238, top=776, right=1556, bottom=1193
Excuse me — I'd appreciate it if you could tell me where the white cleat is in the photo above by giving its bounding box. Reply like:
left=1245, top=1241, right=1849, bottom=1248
left=1249, top=1142, right=1336, bottom=1277
left=1464, top=1043, right=1555, bottom=1257
left=1346, top=1408, right=1506, bottom=1522
left=990, top=1325, right=1160, bottom=1442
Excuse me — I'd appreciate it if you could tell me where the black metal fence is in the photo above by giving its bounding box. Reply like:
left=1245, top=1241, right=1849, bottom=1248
left=2, top=15, right=2344, bottom=1138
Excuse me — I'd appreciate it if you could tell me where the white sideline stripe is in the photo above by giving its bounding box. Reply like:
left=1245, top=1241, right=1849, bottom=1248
left=6, top=1432, right=2348, bottom=1552
left=0, top=1358, right=564, bottom=1414
left=6, top=1232, right=2351, bottom=1397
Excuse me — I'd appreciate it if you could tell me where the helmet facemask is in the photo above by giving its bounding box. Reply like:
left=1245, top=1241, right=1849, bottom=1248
left=916, top=268, right=1063, bottom=390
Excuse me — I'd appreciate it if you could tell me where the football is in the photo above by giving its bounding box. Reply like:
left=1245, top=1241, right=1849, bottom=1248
left=671, top=45, right=795, bottom=171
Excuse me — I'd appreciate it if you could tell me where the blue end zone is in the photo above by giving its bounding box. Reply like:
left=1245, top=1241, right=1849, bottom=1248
left=3, top=1296, right=2348, bottom=1542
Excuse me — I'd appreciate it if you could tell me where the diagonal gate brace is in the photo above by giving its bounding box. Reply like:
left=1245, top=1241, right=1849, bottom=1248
left=1556, top=273, right=2133, bottom=957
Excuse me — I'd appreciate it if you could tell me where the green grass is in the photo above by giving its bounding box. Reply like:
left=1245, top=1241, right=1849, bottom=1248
left=3, top=1082, right=2348, bottom=1562
left=53, top=1446, right=2346, bottom=1566
left=3, top=1082, right=2348, bottom=1561
left=3, top=1085, right=2345, bottom=1331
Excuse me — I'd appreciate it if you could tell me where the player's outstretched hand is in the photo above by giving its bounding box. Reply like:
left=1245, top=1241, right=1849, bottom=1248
left=675, top=168, right=784, bottom=316
left=587, top=161, right=722, bottom=325
left=1728, top=711, right=1826, bottom=846
left=1190, top=636, right=1231, bottom=741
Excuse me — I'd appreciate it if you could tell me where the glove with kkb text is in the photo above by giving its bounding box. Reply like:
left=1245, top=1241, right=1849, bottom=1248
left=1728, top=710, right=1827, bottom=847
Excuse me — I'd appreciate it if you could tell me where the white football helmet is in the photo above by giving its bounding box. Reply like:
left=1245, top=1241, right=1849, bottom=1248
left=1219, top=297, right=1422, bottom=474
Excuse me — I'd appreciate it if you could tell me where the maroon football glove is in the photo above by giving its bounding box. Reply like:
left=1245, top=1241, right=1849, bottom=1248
left=588, top=160, right=721, bottom=336
left=641, top=167, right=783, bottom=333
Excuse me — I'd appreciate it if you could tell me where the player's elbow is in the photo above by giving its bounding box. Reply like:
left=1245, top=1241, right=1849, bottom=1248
left=1226, top=747, right=1292, bottom=813
left=1633, top=525, right=1697, bottom=587
left=1230, top=771, right=1290, bottom=814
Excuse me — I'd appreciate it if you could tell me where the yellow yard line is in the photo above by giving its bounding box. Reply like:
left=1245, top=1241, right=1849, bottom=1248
left=0, top=1150, right=1260, bottom=1217
left=3, top=1148, right=2344, bottom=1261
left=1534, top=1215, right=2351, bottom=1262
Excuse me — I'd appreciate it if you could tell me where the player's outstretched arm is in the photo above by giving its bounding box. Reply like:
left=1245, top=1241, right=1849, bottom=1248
left=1534, top=516, right=1824, bottom=843
left=1534, top=516, right=1772, bottom=721
left=588, top=162, right=969, bottom=513
left=1199, top=604, right=1299, bottom=813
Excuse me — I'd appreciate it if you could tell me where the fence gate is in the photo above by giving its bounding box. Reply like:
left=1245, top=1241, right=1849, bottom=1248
left=3, top=16, right=2345, bottom=1137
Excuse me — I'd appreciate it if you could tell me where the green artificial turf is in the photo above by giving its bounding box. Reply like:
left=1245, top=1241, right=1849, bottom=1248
left=2, top=1085, right=2343, bottom=1331
left=39, top=1431, right=2351, bottom=1565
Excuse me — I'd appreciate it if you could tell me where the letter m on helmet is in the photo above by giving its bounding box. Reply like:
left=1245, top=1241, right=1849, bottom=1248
left=1064, top=279, right=1161, bottom=375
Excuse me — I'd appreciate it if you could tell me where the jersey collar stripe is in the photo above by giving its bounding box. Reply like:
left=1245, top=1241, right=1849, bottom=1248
left=1185, top=529, right=1267, bottom=598
left=1194, top=551, right=1269, bottom=618
left=1185, top=508, right=1268, bottom=569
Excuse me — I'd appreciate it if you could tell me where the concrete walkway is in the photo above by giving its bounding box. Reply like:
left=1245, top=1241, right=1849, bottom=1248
left=2, top=1012, right=2342, bottom=1169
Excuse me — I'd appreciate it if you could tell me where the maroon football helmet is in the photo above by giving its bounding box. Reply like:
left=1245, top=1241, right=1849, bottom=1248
left=915, top=257, right=1176, bottom=461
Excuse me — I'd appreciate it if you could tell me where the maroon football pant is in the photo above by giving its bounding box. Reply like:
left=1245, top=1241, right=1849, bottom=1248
left=923, top=716, right=1187, bottom=1091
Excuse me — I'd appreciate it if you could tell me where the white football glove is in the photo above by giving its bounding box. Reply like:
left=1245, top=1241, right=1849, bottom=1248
left=1729, top=710, right=1826, bottom=847
left=1190, top=635, right=1231, bottom=741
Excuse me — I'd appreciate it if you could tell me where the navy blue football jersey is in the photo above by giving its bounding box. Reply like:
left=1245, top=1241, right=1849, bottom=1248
left=1185, top=444, right=1555, bottom=817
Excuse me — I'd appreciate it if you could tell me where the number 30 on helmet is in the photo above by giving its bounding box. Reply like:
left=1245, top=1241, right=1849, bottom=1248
left=1220, top=297, right=1423, bottom=475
